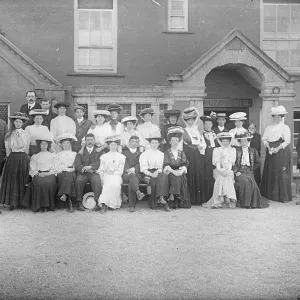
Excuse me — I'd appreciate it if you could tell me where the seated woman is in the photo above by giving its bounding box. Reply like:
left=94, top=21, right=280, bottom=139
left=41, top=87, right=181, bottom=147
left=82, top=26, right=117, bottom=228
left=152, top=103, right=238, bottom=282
left=203, top=132, right=236, bottom=209
left=22, top=132, right=57, bottom=212
left=234, top=132, right=269, bottom=209
left=163, top=128, right=190, bottom=209
left=55, top=133, right=77, bottom=212
left=121, top=116, right=145, bottom=152
left=98, top=135, right=126, bottom=213
left=139, top=135, right=170, bottom=212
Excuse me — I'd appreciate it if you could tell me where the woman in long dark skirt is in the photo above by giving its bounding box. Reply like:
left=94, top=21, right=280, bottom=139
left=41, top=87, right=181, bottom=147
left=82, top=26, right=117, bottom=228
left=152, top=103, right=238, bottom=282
left=163, top=128, right=190, bottom=209
left=260, top=106, right=292, bottom=203
left=22, top=133, right=57, bottom=212
left=182, top=107, right=206, bottom=205
left=234, top=132, right=269, bottom=209
left=200, top=114, right=217, bottom=203
left=0, top=112, right=30, bottom=211
left=55, top=133, right=78, bottom=212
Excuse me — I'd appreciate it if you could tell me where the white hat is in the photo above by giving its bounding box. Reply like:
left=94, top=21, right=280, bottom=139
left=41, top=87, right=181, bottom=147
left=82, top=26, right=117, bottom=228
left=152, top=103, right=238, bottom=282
left=82, top=192, right=96, bottom=210
left=92, top=110, right=110, bottom=117
left=35, top=132, right=54, bottom=143
left=229, top=112, right=247, bottom=121
left=29, top=109, right=48, bottom=116
left=56, top=133, right=77, bottom=143
left=121, top=116, right=138, bottom=124
left=271, top=105, right=288, bottom=115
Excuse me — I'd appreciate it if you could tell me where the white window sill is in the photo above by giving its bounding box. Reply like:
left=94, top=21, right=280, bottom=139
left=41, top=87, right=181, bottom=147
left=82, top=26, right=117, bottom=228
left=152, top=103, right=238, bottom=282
left=67, top=72, right=125, bottom=77
left=162, top=31, right=194, bottom=34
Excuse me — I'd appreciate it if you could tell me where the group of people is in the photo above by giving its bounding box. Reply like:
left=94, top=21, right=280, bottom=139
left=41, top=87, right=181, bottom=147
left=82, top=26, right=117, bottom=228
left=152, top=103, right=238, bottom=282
left=0, top=90, right=293, bottom=214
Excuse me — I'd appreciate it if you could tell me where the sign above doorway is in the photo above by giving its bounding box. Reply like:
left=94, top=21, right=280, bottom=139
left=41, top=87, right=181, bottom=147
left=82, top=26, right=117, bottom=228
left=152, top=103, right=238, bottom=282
left=203, top=99, right=253, bottom=108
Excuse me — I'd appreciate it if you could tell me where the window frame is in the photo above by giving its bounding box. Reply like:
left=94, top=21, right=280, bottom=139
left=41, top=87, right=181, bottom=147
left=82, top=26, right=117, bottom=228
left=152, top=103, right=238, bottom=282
left=74, top=0, right=118, bottom=73
left=260, top=0, right=300, bottom=73
left=168, top=0, right=189, bottom=32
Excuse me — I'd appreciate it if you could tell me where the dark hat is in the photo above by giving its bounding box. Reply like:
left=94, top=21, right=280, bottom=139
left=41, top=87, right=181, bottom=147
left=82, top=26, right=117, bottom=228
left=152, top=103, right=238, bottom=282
left=9, top=112, right=29, bottom=121
left=74, top=105, right=86, bottom=112
left=139, top=107, right=155, bottom=117
left=145, top=134, right=163, bottom=143
left=105, top=135, right=122, bottom=144
left=106, top=103, right=123, bottom=112
left=29, top=109, right=47, bottom=117
left=200, top=115, right=215, bottom=122
left=182, top=107, right=198, bottom=120
left=164, top=109, right=181, bottom=118
left=217, top=132, right=233, bottom=140
left=235, top=132, right=253, bottom=141
left=54, top=102, right=70, bottom=109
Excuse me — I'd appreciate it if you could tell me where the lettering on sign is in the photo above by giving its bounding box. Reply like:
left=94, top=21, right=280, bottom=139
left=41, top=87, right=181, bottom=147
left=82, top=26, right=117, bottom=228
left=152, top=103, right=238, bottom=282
left=204, top=99, right=252, bottom=108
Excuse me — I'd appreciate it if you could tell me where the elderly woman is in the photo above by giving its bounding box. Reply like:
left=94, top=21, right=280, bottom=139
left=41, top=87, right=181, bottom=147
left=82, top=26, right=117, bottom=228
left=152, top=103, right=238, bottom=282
left=0, top=113, right=30, bottom=211
left=203, top=132, right=236, bottom=209
left=25, top=109, right=51, bottom=156
left=121, top=116, right=145, bottom=152
left=22, top=132, right=57, bottom=212
left=229, top=112, right=248, bottom=147
left=234, top=132, right=268, bottom=209
left=98, top=135, right=126, bottom=213
left=136, top=108, right=161, bottom=151
left=139, top=135, right=170, bottom=211
left=55, top=133, right=78, bottom=212
left=182, top=107, right=206, bottom=205
left=260, top=105, right=292, bottom=203
left=163, top=128, right=190, bottom=209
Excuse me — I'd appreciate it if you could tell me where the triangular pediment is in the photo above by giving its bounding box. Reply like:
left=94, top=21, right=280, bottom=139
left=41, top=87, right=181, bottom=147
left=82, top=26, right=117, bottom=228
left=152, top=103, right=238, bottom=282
left=167, top=29, right=294, bottom=84
left=0, top=34, right=62, bottom=88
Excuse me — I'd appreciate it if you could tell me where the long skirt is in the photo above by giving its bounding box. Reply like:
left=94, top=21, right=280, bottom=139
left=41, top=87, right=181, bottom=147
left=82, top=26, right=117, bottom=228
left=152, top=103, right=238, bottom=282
left=203, top=147, right=215, bottom=203
left=0, top=152, right=29, bottom=208
left=98, top=174, right=122, bottom=209
left=203, top=169, right=236, bottom=208
left=168, top=173, right=191, bottom=209
left=57, top=171, right=76, bottom=198
left=235, top=166, right=269, bottom=208
left=22, top=175, right=57, bottom=212
left=260, top=141, right=292, bottom=202
left=184, top=145, right=206, bottom=205
left=148, top=172, right=169, bottom=209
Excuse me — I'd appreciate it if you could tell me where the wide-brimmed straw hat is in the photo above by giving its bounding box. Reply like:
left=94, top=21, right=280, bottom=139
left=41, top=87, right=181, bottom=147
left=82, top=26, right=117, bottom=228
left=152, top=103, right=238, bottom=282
left=36, top=132, right=54, bottom=143
left=164, top=109, right=181, bottom=118
left=56, top=133, right=77, bottom=143
left=92, top=110, right=110, bottom=117
left=235, top=132, right=253, bottom=141
left=271, top=105, right=288, bottom=115
left=182, top=107, right=198, bottom=120
left=139, top=107, right=155, bottom=117
left=217, top=132, right=233, bottom=140
left=82, top=192, right=96, bottom=210
left=9, top=112, right=29, bottom=121
left=106, top=103, right=123, bottom=113
left=121, top=116, right=138, bottom=124
left=29, top=109, right=48, bottom=116
left=74, top=105, right=86, bottom=112
left=229, top=112, right=247, bottom=121
left=145, top=133, right=163, bottom=143
left=216, top=113, right=228, bottom=119
left=54, top=102, right=70, bottom=109
left=105, top=135, right=122, bottom=144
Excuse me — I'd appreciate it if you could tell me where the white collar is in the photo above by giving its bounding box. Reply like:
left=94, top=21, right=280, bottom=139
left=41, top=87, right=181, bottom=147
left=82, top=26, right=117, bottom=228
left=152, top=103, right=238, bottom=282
left=86, top=146, right=93, bottom=151
left=129, top=148, right=137, bottom=153
left=77, top=117, right=84, bottom=123
left=28, top=103, right=35, bottom=108
left=218, top=125, right=224, bottom=130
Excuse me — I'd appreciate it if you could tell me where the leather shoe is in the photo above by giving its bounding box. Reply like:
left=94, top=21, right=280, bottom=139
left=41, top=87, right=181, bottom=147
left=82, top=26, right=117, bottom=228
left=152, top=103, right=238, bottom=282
left=100, top=204, right=107, bottom=214
left=136, top=190, right=145, bottom=201
left=92, top=205, right=101, bottom=212
left=159, top=196, right=166, bottom=205
left=163, top=203, right=170, bottom=212
left=76, top=202, right=85, bottom=211
left=130, top=206, right=135, bottom=213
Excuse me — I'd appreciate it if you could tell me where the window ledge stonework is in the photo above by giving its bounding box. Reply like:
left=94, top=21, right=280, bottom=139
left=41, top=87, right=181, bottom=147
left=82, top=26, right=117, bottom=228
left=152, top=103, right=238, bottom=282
left=67, top=72, right=125, bottom=77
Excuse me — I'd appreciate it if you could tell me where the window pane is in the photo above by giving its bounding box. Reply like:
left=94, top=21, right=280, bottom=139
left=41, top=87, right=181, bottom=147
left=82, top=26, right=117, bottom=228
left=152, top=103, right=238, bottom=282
left=291, top=6, right=300, bottom=37
left=262, top=40, right=276, bottom=50
left=119, top=104, right=131, bottom=120
left=290, top=40, right=300, bottom=50
left=277, top=5, right=290, bottom=34
left=264, top=21, right=276, bottom=33
left=97, top=103, right=109, bottom=110
left=101, top=11, right=112, bottom=29
left=90, top=30, right=101, bottom=47
left=277, top=21, right=289, bottom=34
left=78, top=30, right=90, bottom=46
left=170, top=16, right=185, bottom=28
left=264, top=50, right=276, bottom=61
left=171, top=0, right=185, bottom=16
left=90, top=49, right=101, bottom=66
left=99, top=49, right=113, bottom=68
left=264, top=5, right=276, bottom=22
left=78, top=0, right=113, bottom=9
left=276, top=50, right=289, bottom=67
left=78, top=49, right=89, bottom=66
left=291, top=50, right=300, bottom=67
left=276, top=40, right=289, bottom=50
left=90, top=11, right=100, bottom=29
left=100, top=30, right=112, bottom=46
left=136, top=104, right=151, bottom=124
left=79, top=11, right=89, bottom=29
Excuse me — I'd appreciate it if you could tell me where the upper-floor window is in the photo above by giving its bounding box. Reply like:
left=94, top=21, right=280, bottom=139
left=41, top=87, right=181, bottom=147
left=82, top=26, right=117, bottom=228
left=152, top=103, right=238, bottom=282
left=168, top=0, right=188, bottom=32
left=74, top=0, right=117, bottom=73
left=262, top=1, right=300, bottom=72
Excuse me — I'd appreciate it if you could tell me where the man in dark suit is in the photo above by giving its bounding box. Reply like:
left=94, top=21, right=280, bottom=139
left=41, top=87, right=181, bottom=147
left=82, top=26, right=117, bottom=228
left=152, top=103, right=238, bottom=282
left=40, top=98, right=57, bottom=129
left=212, top=113, right=229, bottom=135
left=20, top=90, right=41, bottom=116
left=74, top=133, right=103, bottom=211
left=122, top=135, right=145, bottom=212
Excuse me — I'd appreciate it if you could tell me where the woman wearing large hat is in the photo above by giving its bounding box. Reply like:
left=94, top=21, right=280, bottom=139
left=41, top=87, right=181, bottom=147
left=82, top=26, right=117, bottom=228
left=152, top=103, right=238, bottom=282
left=25, top=109, right=52, bottom=156
left=163, top=127, right=191, bottom=209
left=182, top=107, right=207, bottom=205
left=233, top=132, right=269, bottom=209
left=101, top=103, right=124, bottom=138
left=229, top=112, right=248, bottom=147
left=260, top=105, right=292, bottom=203
left=136, top=107, right=161, bottom=151
left=139, top=134, right=170, bottom=211
left=54, top=133, right=78, bottom=212
left=22, top=132, right=57, bottom=212
left=0, top=112, right=30, bottom=211
left=97, top=135, right=126, bottom=213
left=203, top=132, right=237, bottom=209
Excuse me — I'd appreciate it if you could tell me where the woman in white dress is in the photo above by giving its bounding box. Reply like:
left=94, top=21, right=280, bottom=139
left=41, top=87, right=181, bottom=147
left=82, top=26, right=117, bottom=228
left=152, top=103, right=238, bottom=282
left=98, top=135, right=126, bottom=213
left=203, top=132, right=237, bottom=209
left=121, top=116, right=145, bottom=152
left=229, top=112, right=248, bottom=147
left=136, top=108, right=161, bottom=151
left=55, top=133, right=78, bottom=212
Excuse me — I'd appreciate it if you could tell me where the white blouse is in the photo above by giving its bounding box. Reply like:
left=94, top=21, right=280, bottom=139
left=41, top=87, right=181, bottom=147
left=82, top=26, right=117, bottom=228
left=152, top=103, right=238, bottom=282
left=55, top=150, right=77, bottom=174
left=50, top=115, right=76, bottom=139
left=229, top=127, right=247, bottom=147
left=25, top=124, right=51, bottom=145
left=212, top=146, right=236, bottom=170
left=139, top=149, right=164, bottom=173
left=5, top=129, right=30, bottom=156
left=136, top=122, right=161, bottom=150
left=87, top=125, right=107, bottom=146
left=184, top=126, right=207, bottom=155
left=98, top=151, right=126, bottom=176
left=29, top=151, right=56, bottom=177
left=101, top=122, right=124, bottom=138
left=241, top=147, right=251, bottom=166
left=262, top=123, right=291, bottom=149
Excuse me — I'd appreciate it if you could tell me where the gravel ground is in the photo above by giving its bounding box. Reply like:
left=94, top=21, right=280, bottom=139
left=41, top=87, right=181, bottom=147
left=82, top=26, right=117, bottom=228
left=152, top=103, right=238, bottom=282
left=1, top=198, right=300, bottom=300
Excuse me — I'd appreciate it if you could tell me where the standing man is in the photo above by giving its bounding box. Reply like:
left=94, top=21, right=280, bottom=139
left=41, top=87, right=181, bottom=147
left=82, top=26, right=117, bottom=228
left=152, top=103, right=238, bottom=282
left=20, top=91, right=41, bottom=116
left=73, top=105, right=92, bottom=153
left=74, top=133, right=103, bottom=211
left=0, top=117, right=7, bottom=213
left=212, top=113, right=229, bottom=135
left=40, top=98, right=57, bottom=130
left=122, top=136, right=145, bottom=212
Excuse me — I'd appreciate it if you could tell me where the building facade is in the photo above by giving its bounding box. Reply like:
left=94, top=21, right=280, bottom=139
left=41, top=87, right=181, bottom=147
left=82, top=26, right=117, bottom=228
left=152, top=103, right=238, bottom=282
left=0, top=0, right=299, bottom=150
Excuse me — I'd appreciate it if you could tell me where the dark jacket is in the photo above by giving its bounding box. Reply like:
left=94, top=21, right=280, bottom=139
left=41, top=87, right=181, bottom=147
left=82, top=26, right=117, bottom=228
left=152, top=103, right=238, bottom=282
left=42, top=112, right=58, bottom=130
left=233, top=147, right=260, bottom=173
left=122, top=148, right=142, bottom=175
left=73, top=119, right=93, bottom=152
left=212, top=126, right=229, bottom=135
left=20, top=103, right=41, bottom=116
left=74, top=146, right=102, bottom=173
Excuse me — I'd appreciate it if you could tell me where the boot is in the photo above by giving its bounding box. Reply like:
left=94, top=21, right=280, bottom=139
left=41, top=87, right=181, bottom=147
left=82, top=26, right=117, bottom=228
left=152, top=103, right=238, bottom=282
left=163, top=202, right=170, bottom=212
left=68, top=198, right=75, bottom=213
left=76, top=201, right=85, bottom=212
left=129, top=206, right=135, bottom=213
left=136, top=190, right=145, bottom=201
left=100, top=204, right=107, bottom=214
